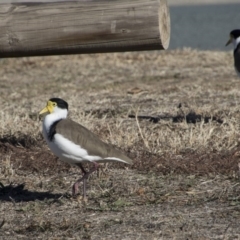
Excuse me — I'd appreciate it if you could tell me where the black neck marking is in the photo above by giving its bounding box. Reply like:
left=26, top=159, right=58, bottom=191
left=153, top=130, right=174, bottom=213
left=48, top=119, right=62, bottom=141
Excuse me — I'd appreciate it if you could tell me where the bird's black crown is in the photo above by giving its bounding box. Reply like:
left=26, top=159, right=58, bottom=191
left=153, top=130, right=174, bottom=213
left=230, top=29, right=240, bottom=39
left=49, top=98, right=68, bottom=110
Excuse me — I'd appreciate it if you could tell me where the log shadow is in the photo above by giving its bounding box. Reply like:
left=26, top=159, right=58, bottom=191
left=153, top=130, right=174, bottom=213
left=0, top=183, right=64, bottom=202
left=129, top=111, right=223, bottom=124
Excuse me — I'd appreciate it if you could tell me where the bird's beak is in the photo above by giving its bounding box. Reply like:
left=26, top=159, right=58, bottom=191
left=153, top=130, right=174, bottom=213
left=39, top=101, right=54, bottom=115
left=39, top=106, right=49, bottom=115
left=225, top=35, right=233, bottom=46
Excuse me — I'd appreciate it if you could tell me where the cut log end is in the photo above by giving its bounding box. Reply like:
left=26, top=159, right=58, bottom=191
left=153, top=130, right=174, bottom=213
left=158, top=0, right=171, bottom=50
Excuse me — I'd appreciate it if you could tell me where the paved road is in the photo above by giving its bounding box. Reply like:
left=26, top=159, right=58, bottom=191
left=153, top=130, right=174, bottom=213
left=168, top=0, right=239, bottom=6
left=169, top=3, right=240, bottom=50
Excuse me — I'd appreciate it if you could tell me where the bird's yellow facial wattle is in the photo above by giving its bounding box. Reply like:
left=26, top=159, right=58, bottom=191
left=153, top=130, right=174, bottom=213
left=39, top=101, right=57, bottom=115
left=226, top=34, right=233, bottom=46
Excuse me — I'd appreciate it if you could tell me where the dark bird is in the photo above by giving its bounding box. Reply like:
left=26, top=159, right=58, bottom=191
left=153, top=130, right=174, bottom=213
left=226, top=29, right=240, bottom=77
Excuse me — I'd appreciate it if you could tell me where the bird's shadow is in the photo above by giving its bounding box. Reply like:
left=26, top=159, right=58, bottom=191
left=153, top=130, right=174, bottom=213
left=0, top=182, right=64, bottom=202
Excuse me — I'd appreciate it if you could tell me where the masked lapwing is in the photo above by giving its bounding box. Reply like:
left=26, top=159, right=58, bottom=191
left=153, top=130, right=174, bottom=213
left=226, top=29, right=240, bottom=77
left=39, top=98, right=132, bottom=198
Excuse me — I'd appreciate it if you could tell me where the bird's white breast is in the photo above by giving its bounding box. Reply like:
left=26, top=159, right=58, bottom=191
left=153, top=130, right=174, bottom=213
left=233, top=37, right=240, bottom=50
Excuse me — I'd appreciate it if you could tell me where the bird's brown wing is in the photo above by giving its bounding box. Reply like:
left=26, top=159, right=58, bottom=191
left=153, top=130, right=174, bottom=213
left=55, top=118, right=132, bottom=164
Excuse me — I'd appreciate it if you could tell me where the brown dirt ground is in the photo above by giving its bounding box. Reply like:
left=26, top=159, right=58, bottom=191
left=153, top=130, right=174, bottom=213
left=1, top=49, right=240, bottom=239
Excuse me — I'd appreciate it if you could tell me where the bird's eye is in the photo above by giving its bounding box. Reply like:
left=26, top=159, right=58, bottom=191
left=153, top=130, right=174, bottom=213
left=52, top=102, right=57, bottom=107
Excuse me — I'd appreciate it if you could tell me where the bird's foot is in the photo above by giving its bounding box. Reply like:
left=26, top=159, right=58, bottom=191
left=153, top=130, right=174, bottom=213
left=72, top=182, right=80, bottom=196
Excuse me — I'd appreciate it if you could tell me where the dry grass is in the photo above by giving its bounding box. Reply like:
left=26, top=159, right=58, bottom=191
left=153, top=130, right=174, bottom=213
left=1, top=49, right=240, bottom=239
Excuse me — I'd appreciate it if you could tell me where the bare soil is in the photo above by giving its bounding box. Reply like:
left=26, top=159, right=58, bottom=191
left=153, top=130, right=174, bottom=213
left=1, top=49, right=240, bottom=239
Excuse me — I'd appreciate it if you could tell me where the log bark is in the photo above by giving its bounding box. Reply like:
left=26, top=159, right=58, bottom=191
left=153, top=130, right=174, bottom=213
left=0, top=0, right=170, bottom=58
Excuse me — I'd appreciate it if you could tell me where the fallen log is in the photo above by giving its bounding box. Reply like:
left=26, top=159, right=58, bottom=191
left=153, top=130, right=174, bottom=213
left=0, top=0, right=170, bottom=57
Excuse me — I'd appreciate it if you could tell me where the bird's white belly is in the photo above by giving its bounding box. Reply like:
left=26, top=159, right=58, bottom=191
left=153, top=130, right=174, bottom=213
left=43, top=131, right=102, bottom=164
left=48, top=136, right=86, bottom=164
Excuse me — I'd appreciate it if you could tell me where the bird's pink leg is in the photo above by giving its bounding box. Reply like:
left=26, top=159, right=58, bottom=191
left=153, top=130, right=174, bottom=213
left=72, top=162, right=99, bottom=198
